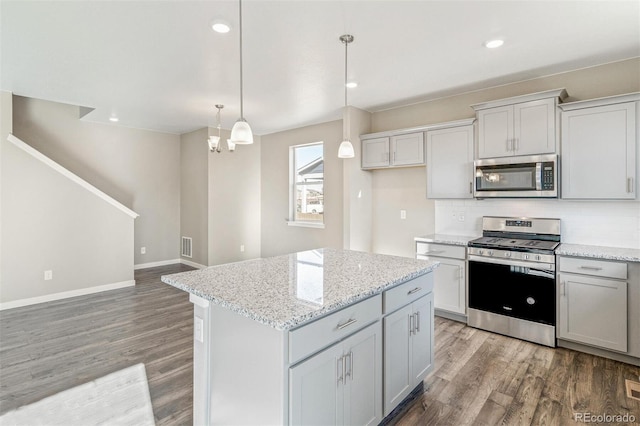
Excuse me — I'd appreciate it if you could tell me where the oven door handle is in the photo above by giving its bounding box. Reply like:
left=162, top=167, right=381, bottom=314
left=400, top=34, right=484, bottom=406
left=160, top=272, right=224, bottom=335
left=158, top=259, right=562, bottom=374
left=468, top=255, right=555, bottom=272
left=525, top=269, right=555, bottom=279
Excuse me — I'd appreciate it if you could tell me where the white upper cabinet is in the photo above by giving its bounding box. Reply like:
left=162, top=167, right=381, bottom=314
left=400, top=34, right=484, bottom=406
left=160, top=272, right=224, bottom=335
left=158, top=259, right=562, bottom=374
left=361, top=132, right=424, bottom=169
left=390, top=133, right=424, bottom=166
left=559, top=93, right=639, bottom=200
left=426, top=120, right=475, bottom=199
left=472, top=88, right=567, bottom=159
left=361, top=137, right=390, bottom=169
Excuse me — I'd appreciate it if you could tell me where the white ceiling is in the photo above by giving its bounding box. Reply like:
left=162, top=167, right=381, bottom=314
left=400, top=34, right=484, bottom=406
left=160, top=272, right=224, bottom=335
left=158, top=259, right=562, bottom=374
left=2, top=1, right=639, bottom=135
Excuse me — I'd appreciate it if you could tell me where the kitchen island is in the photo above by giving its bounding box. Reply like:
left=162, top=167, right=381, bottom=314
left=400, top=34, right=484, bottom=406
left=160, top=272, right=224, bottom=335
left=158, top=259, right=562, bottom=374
left=161, top=248, right=439, bottom=425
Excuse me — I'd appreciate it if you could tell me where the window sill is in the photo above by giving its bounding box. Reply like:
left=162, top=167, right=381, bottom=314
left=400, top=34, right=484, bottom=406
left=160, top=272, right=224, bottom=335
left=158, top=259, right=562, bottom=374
left=287, top=221, right=325, bottom=229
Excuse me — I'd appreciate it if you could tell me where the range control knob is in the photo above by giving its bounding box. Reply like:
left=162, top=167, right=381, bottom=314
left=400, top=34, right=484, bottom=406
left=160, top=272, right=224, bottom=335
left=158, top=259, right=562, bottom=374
left=523, top=254, right=529, bottom=260
left=536, top=255, right=541, bottom=261
left=478, top=249, right=484, bottom=255
left=505, top=252, right=511, bottom=258
left=488, top=250, right=494, bottom=256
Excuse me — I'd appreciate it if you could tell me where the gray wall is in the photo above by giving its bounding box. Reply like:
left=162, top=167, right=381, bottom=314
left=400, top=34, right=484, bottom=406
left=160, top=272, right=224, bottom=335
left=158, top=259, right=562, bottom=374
left=208, top=130, right=262, bottom=265
left=12, top=96, right=181, bottom=265
left=1, top=92, right=135, bottom=305
left=260, top=120, right=343, bottom=257
left=180, top=127, right=209, bottom=266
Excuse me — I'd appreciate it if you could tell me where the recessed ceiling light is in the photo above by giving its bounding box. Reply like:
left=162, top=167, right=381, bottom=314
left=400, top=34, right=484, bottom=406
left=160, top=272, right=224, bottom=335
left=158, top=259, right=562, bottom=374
left=109, top=117, right=119, bottom=122
left=211, top=20, right=231, bottom=33
left=485, top=39, right=504, bottom=49
left=346, top=81, right=358, bottom=89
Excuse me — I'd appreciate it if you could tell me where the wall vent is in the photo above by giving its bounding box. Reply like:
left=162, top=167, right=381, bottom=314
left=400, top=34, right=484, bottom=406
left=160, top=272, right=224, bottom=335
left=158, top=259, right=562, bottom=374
left=626, top=379, right=640, bottom=401
left=181, top=237, right=193, bottom=258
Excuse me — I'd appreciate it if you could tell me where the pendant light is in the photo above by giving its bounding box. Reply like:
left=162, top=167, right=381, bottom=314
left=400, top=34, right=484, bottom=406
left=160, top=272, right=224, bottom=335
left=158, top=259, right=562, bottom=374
left=230, top=0, right=253, bottom=145
left=208, top=105, right=235, bottom=153
left=338, top=34, right=355, bottom=159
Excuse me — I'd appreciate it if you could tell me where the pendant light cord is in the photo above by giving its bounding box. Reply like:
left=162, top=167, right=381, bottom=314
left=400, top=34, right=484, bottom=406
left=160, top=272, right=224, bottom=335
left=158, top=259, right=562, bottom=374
left=239, top=0, right=244, bottom=120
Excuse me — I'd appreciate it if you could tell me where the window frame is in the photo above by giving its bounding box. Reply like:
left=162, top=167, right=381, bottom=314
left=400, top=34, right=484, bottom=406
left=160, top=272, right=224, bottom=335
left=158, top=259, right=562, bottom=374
left=288, top=141, right=325, bottom=229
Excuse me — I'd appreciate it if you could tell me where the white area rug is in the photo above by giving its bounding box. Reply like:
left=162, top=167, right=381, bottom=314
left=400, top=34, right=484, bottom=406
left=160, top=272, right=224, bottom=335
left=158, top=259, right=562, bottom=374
left=0, top=363, right=155, bottom=426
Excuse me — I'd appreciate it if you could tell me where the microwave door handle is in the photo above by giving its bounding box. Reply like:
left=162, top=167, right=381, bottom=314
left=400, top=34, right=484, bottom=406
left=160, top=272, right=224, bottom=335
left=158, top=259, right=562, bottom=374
left=535, top=162, right=542, bottom=191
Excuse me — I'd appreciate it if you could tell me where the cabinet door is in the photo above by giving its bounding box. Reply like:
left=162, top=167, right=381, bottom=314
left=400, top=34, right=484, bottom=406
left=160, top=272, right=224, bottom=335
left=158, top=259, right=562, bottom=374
left=561, top=102, right=636, bottom=199
left=361, top=137, right=390, bottom=169
left=343, top=322, right=382, bottom=426
left=513, top=98, right=556, bottom=156
left=383, top=304, right=412, bottom=416
left=431, top=258, right=466, bottom=314
left=477, top=105, right=514, bottom=158
left=289, top=342, right=343, bottom=425
left=411, top=294, right=434, bottom=384
left=391, top=132, right=424, bottom=166
left=426, top=125, right=474, bottom=199
left=558, top=274, right=628, bottom=352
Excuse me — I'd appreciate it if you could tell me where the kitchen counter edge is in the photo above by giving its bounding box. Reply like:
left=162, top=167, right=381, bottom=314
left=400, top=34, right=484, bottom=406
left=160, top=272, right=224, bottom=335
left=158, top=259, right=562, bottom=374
left=556, top=243, right=640, bottom=263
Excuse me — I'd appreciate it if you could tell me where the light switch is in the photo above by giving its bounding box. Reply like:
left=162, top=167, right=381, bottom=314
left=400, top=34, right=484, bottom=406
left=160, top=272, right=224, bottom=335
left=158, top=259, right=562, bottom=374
left=400, top=210, right=407, bottom=220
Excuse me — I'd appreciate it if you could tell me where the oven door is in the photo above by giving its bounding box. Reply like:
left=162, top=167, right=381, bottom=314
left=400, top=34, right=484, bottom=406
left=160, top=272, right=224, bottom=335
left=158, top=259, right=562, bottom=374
left=468, top=258, right=555, bottom=325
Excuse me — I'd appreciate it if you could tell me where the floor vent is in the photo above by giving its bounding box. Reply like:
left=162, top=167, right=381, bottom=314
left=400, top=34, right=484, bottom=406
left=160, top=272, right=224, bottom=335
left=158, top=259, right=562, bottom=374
left=626, top=379, right=640, bottom=401
left=181, top=237, right=193, bottom=258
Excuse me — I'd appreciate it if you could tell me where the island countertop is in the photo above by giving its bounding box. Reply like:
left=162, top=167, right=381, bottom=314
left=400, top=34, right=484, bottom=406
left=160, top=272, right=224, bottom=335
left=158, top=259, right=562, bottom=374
left=161, top=248, right=439, bottom=331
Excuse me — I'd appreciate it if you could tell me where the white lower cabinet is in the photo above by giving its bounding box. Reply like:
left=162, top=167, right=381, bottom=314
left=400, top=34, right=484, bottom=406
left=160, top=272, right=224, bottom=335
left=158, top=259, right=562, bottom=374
left=383, top=293, right=434, bottom=416
left=416, top=242, right=466, bottom=317
left=558, top=257, right=628, bottom=353
left=289, top=321, right=382, bottom=426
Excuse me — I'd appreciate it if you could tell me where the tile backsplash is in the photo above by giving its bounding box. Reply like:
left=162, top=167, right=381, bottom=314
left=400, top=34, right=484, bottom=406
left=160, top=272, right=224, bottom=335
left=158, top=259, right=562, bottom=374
left=435, top=199, right=640, bottom=249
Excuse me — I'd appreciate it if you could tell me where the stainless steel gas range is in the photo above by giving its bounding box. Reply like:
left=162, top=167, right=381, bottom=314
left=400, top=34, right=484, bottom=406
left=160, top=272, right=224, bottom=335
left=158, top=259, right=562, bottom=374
left=467, top=216, right=560, bottom=347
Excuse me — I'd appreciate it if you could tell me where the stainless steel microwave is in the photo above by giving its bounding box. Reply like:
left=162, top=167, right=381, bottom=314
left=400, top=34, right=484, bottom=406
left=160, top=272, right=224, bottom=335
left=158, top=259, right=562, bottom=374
left=474, top=154, right=558, bottom=198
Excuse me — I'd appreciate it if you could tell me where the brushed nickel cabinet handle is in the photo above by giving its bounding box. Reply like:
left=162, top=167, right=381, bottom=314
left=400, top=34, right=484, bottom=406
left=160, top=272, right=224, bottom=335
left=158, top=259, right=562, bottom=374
left=579, top=266, right=603, bottom=271
left=561, top=281, right=566, bottom=296
left=469, top=182, right=473, bottom=194
left=628, top=177, right=634, bottom=193
left=409, top=314, right=414, bottom=336
left=337, top=355, right=344, bottom=385
left=423, top=250, right=445, bottom=255
left=407, top=287, right=422, bottom=295
left=337, top=318, right=357, bottom=330
left=415, top=311, right=420, bottom=333
left=349, top=351, right=353, bottom=381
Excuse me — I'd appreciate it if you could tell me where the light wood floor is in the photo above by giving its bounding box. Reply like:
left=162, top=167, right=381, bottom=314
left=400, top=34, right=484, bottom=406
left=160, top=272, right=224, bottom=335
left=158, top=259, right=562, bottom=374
left=1, top=264, right=639, bottom=425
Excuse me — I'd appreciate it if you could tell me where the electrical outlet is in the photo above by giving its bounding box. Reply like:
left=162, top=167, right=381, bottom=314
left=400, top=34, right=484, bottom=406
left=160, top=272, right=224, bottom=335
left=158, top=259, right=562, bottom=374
left=458, top=213, right=465, bottom=222
left=400, top=210, right=407, bottom=220
left=195, top=316, right=204, bottom=343
left=240, top=244, right=245, bottom=252
left=44, top=270, right=53, bottom=280
left=141, top=247, right=146, bottom=254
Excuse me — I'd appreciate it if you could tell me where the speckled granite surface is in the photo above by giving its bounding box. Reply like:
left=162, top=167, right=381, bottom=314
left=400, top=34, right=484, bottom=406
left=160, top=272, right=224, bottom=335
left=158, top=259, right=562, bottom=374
left=557, top=244, right=640, bottom=263
left=414, top=234, right=479, bottom=246
left=161, top=248, right=439, bottom=330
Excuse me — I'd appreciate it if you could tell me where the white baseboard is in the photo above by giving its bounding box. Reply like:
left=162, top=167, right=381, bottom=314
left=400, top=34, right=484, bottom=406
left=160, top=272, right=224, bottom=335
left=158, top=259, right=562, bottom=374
left=0, top=280, right=135, bottom=311
left=134, top=258, right=206, bottom=270
left=180, top=259, right=207, bottom=269
left=134, top=259, right=182, bottom=270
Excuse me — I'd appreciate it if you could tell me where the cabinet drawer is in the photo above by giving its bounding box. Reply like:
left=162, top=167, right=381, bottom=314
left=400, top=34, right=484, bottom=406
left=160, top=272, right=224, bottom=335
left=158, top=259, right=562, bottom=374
left=559, top=257, right=627, bottom=280
left=416, top=242, right=465, bottom=260
left=289, top=294, right=381, bottom=364
left=383, top=273, right=434, bottom=315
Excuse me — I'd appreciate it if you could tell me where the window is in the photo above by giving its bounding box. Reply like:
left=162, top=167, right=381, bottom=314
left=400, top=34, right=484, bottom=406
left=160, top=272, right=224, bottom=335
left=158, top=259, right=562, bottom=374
left=289, top=142, right=324, bottom=227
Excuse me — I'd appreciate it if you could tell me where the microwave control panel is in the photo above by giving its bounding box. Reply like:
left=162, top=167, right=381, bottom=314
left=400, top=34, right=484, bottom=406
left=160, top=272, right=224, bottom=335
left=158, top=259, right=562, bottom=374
left=541, top=162, right=554, bottom=190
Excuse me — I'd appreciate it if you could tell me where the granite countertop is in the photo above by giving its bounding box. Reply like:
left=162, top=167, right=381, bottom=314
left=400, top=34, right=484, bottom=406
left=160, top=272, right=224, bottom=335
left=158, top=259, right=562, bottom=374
left=161, top=248, right=439, bottom=331
left=556, top=243, right=640, bottom=263
left=414, top=234, right=479, bottom=246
